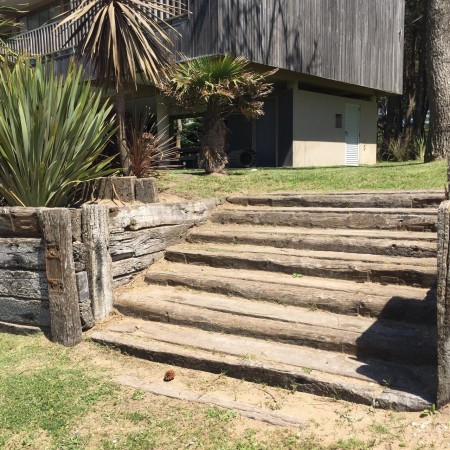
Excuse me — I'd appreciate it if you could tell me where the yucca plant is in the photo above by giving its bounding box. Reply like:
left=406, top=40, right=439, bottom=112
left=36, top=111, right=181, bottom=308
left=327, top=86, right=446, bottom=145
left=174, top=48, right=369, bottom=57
left=57, top=0, right=184, bottom=172
left=161, top=55, right=275, bottom=174
left=0, top=56, right=116, bottom=207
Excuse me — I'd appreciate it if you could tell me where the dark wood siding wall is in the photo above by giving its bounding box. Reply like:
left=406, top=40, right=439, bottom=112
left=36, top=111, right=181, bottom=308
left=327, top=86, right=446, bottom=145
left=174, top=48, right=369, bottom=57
left=172, top=0, right=219, bottom=59
left=175, top=0, right=404, bottom=95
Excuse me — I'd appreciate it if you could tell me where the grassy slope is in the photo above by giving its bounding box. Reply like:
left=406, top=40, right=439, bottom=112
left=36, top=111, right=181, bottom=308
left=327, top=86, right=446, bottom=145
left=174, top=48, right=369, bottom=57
left=158, top=161, right=447, bottom=200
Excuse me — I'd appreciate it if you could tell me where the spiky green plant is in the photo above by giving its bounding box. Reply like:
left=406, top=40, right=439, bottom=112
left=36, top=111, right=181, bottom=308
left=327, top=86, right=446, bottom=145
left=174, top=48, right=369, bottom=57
left=0, top=56, right=116, bottom=207
left=161, top=55, right=275, bottom=173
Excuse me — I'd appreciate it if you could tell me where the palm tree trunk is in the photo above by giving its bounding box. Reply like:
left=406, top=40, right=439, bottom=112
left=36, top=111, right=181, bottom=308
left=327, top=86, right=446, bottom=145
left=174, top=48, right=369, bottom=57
left=199, top=119, right=228, bottom=174
left=426, top=0, right=450, bottom=164
left=115, top=79, right=130, bottom=174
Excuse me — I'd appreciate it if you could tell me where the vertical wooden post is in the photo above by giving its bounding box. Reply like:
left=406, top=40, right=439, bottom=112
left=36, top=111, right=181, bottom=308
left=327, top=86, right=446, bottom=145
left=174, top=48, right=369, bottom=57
left=437, top=200, right=450, bottom=407
left=39, top=209, right=82, bottom=347
left=82, top=204, right=113, bottom=321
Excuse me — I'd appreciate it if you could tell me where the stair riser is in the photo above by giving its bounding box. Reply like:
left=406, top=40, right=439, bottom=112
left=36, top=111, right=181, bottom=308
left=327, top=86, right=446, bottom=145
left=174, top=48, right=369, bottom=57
left=144, top=273, right=437, bottom=324
left=165, top=251, right=437, bottom=288
left=115, top=301, right=436, bottom=365
left=188, top=233, right=437, bottom=258
left=91, top=335, right=433, bottom=412
left=227, top=194, right=444, bottom=209
left=212, top=211, right=437, bottom=232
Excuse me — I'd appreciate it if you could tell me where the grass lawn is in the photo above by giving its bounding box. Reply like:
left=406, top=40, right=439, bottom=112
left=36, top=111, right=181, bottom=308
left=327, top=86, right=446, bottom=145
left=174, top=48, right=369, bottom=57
left=158, top=160, right=447, bottom=200
left=1, top=332, right=449, bottom=450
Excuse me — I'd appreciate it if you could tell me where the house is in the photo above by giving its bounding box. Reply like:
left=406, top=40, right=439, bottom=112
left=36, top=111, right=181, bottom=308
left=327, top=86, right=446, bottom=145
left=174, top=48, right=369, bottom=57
left=5, top=0, right=405, bottom=168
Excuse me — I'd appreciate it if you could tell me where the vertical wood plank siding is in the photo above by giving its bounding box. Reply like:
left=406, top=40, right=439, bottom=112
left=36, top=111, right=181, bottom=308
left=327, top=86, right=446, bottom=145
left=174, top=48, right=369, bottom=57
left=214, top=0, right=404, bottom=94
left=8, top=0, right=404, bottom=94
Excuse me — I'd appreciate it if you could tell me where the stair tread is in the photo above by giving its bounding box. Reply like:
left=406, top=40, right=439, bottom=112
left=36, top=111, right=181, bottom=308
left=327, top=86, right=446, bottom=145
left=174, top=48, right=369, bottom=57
left=91, top=318, right=435, bottom=411
left=191, top=224, right=437, bottom=241
left=146, top=261, right=432, bottom=299
left=115, top=284, right=436, bottom=364
left=218, top=206, right=438, bottom=214
left=116, top=284, right=433, bottom=336
left=167, top=242, right=437, bottom=267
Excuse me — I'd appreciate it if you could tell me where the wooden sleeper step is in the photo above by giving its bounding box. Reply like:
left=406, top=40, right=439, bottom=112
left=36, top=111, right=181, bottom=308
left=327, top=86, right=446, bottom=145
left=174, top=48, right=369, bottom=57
left=91, top=319, right=435, bottom=412
left=144, top=262, right=437, bottom=324
left=165, top=243, right=437, bottom=288
left=187, top=225, right=437, bottom=258
left=114, top=285, right=437, bottom=365
left=212, top=206, right=438, bottom=232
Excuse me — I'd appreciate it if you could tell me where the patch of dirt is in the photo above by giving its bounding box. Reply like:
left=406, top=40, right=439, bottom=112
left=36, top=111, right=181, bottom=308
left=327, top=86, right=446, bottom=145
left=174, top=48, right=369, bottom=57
left=69, top=334, right=450, bottom=449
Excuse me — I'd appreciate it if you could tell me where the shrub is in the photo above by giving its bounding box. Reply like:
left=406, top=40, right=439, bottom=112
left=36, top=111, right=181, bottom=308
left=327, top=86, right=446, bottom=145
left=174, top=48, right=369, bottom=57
left=127, top=113, right=179, bottom=178
left=0, top=56, right=115, bottom=207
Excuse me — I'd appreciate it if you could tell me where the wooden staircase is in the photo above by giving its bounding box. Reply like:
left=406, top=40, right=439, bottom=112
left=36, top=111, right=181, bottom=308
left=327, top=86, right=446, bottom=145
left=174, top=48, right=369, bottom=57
left=92, top=191, right=444, bottom=411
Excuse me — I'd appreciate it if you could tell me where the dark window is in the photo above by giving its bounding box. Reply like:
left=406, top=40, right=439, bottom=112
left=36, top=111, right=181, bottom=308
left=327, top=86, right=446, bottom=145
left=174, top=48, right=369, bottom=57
left=335, top=114, right=343, bottom=129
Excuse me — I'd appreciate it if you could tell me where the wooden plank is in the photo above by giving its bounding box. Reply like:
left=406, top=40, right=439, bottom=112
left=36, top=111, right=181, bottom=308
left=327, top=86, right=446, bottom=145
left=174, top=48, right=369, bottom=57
left=0, top=207, right=42, bottom=237
left=117, top=375, right=305, bottom=428
left=0, top=238, right=45, bottom=270
left=0, top=270, right=47, bottom=299
left=109, top=200, right=217, bottom=231
left=109, top=224, right=191, bottom=260
left=82, top=205, right=113, bottom=321
left=39, top=209, right=82, bottom=347
left=0, top=297, right=50, bottom=326
left=112, top=251, right=164, bottom=279
left=437, top=201, right=450, bottom=407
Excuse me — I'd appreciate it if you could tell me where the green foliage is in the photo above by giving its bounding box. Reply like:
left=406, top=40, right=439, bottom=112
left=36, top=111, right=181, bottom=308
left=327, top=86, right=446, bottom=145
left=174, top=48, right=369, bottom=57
left=162, top=55, right=275, bottom=123
left=0, top=7, right=19, bottom=64
left=0, top=334, right=116, bottom=446
left=0, top=56, right=116, bottom=206
left=158, top=161, right=447, bottom=200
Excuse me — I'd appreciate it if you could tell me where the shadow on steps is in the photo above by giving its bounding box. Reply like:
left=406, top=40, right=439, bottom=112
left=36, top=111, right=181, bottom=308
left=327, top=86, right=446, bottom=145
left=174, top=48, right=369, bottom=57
left=355, top=289, right=437, bottom=403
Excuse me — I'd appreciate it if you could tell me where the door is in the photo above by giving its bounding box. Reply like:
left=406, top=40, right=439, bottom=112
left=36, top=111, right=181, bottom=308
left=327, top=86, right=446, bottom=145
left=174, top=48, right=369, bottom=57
left=345, top=104, right=360, bottom=166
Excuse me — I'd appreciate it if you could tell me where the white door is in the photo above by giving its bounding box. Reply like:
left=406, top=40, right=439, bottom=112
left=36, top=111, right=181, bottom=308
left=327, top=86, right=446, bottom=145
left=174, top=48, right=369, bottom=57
left=345, top=104, right=360, bottom=166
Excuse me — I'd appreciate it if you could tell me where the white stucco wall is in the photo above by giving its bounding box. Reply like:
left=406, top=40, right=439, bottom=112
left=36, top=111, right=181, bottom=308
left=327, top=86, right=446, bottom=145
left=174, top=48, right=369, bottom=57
left=292, top=89, right=377, bottom=167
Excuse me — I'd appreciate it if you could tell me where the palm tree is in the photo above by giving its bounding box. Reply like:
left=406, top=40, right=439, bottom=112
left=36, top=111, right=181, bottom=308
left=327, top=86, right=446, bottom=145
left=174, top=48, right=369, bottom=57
left=161, top=55, right=275, bottom=174
left=57, top=0, right=183, bottom=172
left=0, top=7, right=19, bottom=65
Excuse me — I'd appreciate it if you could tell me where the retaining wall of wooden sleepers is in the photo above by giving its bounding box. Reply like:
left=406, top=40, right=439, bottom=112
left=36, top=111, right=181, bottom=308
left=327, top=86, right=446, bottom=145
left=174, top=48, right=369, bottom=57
left=0, top=200, right=217, bottom=346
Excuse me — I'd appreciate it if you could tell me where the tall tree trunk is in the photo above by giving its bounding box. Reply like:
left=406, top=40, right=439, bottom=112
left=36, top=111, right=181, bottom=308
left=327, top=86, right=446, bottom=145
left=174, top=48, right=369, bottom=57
left=115, top=79, right=130, bottom=174
left=198, top=102, right=228, bottom=174
left=413, top=0, right=428, bottom=141
left=199, top=120, right=228, bottom=174
left=426, top=0, right=450, bottom=164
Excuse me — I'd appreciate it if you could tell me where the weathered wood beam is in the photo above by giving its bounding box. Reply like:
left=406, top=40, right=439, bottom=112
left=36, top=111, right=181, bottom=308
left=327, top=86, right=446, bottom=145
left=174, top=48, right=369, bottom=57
left=437, top=201, right=450, bottom=407
left=109, top=200, right=217, bottom=231
left=39, top=209, right=82, bottom=347
left=82, top=205, right=113, bottom=321
left=0, top=207, right=42, bottom=237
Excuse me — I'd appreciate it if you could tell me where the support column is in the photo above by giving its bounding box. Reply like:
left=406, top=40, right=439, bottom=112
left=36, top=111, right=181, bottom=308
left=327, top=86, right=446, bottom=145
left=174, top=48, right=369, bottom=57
left=437, top=200, right=450, bottom=407
left=39, top=209, right=82, bottom=347
left=82, top=204, right=113, bottom=321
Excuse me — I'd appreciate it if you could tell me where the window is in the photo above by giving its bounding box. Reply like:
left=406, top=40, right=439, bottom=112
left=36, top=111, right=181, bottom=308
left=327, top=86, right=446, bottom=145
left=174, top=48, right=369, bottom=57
left=335, top=114, right=343, bottom=129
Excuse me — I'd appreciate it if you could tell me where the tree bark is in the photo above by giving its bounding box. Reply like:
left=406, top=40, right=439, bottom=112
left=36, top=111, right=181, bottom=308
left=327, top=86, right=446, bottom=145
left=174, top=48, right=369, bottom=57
left=199, top=121, right=228, bottom=174
left=115, top=79, right=130, bottom=174
left=426, top=0, right=450, bottom=164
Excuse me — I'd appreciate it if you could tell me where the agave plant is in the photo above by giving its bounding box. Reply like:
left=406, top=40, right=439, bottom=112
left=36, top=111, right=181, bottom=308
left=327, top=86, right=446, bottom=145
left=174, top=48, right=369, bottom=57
left=57, top=0, right=184, bottom=172
left=161, top=55, right=276, bottom=174
left=0, top=56, right=116, bottom=207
